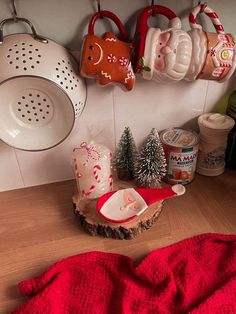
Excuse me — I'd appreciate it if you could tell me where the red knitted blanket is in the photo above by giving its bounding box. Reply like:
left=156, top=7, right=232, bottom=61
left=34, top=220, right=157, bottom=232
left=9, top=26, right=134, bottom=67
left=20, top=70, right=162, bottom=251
left=13, top=233, right=236, bottom=313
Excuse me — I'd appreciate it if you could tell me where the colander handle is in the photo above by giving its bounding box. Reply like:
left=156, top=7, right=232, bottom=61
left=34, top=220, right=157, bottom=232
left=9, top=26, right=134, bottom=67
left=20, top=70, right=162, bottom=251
left=0, top=18, right=48, bottom=44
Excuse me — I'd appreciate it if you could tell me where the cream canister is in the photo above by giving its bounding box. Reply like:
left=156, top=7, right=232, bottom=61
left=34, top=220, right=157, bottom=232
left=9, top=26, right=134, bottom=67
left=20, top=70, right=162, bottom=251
left=196, top=113, right=235, bottom=176
left=160, top=128, right=199, bottom=185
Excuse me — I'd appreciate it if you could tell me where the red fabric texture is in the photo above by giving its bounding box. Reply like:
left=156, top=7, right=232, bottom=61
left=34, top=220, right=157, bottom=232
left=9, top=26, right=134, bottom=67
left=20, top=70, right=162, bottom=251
left=12, top=233, right=236, bottom=313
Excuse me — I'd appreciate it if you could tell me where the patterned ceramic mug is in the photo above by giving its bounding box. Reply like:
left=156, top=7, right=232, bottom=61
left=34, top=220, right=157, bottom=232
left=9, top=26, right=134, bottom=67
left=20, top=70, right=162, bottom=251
left=186, top=3, right=236, bottom=82
left=134, top=5, right=192, bottom=83
left=80, top=10, right=135, bottom=91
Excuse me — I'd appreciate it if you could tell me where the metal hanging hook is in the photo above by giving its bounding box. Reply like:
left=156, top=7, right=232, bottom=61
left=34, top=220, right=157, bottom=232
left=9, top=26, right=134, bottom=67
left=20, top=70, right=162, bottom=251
left=198, top=1, right=207, bottom=12
left=151, top=0, right=156, bottom=16
left=96, top=0, right=103, bottom=18
left=11, top=0, right=18, bottom=22
left=96, top=0, right=101, bottom=13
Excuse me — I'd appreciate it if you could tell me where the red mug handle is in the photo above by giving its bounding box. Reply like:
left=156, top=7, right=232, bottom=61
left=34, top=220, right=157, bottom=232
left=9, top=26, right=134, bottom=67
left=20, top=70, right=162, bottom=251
left=134, top=5, right=180, bottom=72
left=189, top=3, right=225, bottom=34
left=88, top=10, right=129, bottom=42
left=137, top=5, right=179, bottom=36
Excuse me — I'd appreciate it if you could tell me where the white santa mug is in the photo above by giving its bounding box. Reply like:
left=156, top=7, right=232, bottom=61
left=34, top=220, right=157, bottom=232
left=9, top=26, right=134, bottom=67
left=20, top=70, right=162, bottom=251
left=134, top=5, right=192, bottom=83
left=186, top=3, right=236, bottom=82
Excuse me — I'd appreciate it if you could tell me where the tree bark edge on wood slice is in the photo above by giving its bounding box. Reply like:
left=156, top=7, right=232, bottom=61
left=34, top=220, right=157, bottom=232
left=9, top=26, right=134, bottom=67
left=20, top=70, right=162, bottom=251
left=73, top=180, right=163, bottom=240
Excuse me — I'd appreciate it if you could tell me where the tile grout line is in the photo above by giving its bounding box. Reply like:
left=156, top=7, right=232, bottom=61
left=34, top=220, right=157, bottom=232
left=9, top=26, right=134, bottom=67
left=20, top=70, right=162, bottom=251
left=202, top=80, right=209, bottom=113
left=112, top=89, right=117, bottom=151
left=13, top=148, right=26, bottom=187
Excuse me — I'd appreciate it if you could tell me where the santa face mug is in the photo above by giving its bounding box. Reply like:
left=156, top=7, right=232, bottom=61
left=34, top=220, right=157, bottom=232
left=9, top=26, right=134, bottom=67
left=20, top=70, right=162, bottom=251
left=134, top=5, right=192, bottom=83
left=186, top=3, right=236, bottom=82
left=73, top=142, right=113, bottom=199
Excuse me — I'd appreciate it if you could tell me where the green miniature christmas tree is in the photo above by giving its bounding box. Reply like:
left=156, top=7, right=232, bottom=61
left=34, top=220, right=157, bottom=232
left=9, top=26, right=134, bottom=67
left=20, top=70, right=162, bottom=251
left=135, top=128, right=167, bottom=187
left=114, top=127, right=138, bottom=180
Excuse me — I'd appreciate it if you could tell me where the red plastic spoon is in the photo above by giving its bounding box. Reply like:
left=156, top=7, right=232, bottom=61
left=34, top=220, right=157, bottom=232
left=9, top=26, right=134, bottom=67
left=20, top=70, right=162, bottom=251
left=97, top=184, right=185, bottom=223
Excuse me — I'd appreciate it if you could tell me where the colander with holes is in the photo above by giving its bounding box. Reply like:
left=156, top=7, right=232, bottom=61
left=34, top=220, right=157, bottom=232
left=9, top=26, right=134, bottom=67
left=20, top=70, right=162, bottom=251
left=0, top=17, right=87, bottom=151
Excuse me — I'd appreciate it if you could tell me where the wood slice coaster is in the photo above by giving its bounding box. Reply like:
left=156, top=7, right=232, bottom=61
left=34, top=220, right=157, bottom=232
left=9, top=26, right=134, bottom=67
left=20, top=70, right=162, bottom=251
left=73, top=180, right=163, bottom=240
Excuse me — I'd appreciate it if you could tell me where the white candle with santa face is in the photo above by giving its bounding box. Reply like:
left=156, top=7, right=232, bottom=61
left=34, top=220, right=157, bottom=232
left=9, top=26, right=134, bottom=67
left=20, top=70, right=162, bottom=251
left=73, top=142, right=113, bottom=199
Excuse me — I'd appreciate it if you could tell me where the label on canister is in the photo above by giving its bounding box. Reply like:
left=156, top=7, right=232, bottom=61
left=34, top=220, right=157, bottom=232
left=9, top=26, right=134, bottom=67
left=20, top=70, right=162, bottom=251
left=160, top=128, right=199, bottom=185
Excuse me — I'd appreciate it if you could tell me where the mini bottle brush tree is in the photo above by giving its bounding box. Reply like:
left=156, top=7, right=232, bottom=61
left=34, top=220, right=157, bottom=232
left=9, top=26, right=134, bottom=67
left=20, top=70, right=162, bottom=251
left=135, top=128, right=167, bottom=188
left=113, top=127, right=138, bottom=180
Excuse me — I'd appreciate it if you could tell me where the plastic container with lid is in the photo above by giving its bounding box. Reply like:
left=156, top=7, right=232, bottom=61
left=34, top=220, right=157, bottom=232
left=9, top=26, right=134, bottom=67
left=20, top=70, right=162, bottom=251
left=160, top=128, right=199, bottom=185
left=197, top=112, right=235, bottom=176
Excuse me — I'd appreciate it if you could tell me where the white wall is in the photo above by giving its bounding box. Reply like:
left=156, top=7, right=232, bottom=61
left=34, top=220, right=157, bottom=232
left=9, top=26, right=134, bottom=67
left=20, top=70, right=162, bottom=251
left=0, top=0, right=235, bottom=191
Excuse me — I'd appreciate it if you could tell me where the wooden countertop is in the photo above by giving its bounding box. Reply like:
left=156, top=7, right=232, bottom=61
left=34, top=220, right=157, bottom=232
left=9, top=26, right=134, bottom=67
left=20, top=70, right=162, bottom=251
left=0, top=171, right=236, bottom=313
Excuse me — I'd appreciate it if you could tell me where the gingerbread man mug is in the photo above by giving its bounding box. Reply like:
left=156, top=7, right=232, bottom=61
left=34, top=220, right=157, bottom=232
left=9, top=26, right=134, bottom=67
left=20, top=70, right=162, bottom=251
left=134, top=5, right=192, bottom=83
left=80, top=10, right=135, bottom=91
left=186, top=3, right=236, bottom=82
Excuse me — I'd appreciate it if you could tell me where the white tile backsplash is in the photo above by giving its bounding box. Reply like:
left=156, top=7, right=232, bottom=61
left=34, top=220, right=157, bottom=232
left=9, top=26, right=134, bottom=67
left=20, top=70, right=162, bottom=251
left=1, top=76, right=233, bottom=191
left=113, top=78, right=208, bottom=146
left=204, top=80, right=233, bottom=113
left=0, top=141, right=24, bottom=191
left=13, top=81, right=114, bottom=188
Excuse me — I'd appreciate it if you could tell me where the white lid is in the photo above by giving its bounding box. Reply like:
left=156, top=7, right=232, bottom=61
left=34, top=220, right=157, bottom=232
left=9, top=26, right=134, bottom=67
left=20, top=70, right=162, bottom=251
left=198, top=113, right=235, bottom=130
left=160, top=128, right=198, bottom=147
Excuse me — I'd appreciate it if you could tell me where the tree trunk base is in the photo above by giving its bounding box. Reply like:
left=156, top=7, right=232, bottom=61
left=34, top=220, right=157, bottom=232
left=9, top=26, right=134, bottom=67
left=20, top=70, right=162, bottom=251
left=73, top=180, right=163, bottom=240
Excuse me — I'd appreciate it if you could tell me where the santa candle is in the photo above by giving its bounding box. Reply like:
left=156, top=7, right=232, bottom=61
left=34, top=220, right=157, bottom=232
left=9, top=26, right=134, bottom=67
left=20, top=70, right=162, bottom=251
left=73, top=142, right=113, bottom=199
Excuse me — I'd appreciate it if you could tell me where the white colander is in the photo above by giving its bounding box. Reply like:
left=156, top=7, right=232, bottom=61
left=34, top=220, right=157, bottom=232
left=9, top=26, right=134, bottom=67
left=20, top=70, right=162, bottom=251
left=0, top=18, right=87, bottom=151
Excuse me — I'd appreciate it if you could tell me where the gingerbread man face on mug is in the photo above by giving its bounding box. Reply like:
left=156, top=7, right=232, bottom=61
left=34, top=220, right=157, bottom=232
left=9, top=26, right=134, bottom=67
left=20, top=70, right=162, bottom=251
left=80, top=32, right=135, bottom=91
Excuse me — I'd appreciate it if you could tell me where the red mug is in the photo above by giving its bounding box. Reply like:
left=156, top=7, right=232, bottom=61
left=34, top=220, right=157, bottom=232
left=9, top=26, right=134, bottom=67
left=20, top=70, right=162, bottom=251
left=80, top=10, right=135, bottom=91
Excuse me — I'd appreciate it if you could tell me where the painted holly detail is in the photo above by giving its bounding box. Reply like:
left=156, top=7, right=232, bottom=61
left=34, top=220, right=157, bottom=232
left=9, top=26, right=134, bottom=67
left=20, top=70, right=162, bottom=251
left=119, top=57, right=129, bottom=66
left=138, top=57, right=151, bottom=73
left=107, top=54, right=117, bottom=63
